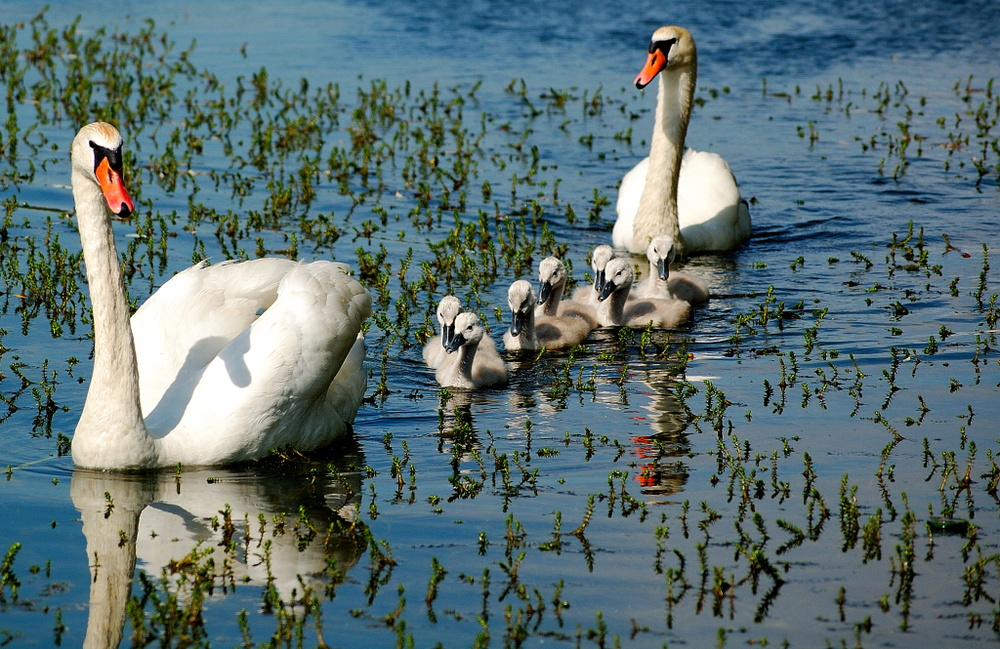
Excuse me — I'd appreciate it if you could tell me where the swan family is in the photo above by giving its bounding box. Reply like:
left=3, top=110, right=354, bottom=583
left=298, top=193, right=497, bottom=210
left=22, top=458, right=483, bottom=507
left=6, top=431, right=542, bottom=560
left=68, top=25, right=746, bottom=468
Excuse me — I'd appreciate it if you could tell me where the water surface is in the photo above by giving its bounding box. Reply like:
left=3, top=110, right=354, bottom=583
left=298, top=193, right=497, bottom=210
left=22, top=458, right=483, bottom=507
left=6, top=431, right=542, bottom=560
left=1, top=0, right=1000, bottom=647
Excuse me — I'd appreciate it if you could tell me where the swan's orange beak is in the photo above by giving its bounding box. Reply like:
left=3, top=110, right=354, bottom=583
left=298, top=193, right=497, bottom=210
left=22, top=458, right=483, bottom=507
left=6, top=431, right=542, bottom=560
left=96, top=156, right=134, bottom=218
left=634, top=49, right=666, bottom=90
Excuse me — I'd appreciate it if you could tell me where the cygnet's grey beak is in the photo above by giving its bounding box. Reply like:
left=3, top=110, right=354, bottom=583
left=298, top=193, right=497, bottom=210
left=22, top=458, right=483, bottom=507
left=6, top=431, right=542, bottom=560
left=509, top=309, right=525, bottom=338
left=657, top=257, right=670, bottom=282
left=598, top=280, right=617, bottom=302
left=444, top=331, right=466, bottom=354
left=441, top=322, right=456, bottom=349
left=537, top=281, right=553, bottom=306
left=594, top=269, right=606, bottom=294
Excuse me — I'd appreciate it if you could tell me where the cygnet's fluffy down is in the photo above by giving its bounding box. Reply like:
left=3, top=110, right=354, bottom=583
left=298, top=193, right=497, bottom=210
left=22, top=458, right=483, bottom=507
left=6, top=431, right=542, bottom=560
left=596, top=258, right=691, bottom=329
left=423, top=295, right=462, bottom=369
left=503, top=280, right=590, bottom=351
left=631, top=235, right=709, bottom=304
left=435, top=312, right=508, bottom=389
left=535, top=256, right=597, bottom=329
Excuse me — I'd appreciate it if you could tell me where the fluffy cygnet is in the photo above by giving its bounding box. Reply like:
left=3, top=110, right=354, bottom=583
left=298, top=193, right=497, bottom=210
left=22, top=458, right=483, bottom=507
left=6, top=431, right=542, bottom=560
left=435, top=312, right=508, bottom=389
left=503, top=280, right=590, bottom=351
left=423, top=295, right=462, bottom=369
left=631, top=235, right=709, bottom=304
left=596, top=258, right=691, bottom=329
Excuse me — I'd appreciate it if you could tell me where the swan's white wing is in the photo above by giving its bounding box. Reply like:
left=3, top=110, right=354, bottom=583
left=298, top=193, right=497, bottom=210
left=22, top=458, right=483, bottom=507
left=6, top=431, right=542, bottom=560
left=147, top=261, right=371, bottom=465
left=676, top=149, right=750, bottom=251
left=132, top=258, right=297, bottom=415
left=327, top=332, right=367, bottom=426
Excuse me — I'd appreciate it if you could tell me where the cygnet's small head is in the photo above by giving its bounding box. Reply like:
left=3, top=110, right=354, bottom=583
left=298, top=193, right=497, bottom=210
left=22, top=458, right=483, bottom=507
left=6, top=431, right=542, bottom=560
left=436, top=295, right=462, bottom=348
left=536, top=256, right=567, bottom=306
left=71, top=122, right=134, bottom=219
left=507, top=280, right=535, bottom=338
left=647, top=235, right=677, bottom=281
left=446, top=312, right=485, bottom=353
left=598, top=258, right=635, bottom=302
left=590, top=245, right=615, bottom=293
left=635, top=26, right=696, bottom=90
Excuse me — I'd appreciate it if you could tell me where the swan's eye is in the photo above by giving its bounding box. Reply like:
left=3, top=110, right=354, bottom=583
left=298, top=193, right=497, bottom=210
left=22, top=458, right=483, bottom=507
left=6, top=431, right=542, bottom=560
left=89, top=140, right=124, bottom=175
left=649, top=37, right=677, bottom=58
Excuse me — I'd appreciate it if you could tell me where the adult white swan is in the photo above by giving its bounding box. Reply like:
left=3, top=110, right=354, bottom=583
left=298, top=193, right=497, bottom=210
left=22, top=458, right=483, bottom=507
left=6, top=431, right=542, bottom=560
left=611, top=26, right=751, bottom=256
left=69, top=122, right=372, bottom=470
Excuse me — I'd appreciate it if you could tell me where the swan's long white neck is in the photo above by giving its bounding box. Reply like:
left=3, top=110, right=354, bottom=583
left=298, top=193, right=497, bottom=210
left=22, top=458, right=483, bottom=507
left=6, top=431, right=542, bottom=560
left=71, top=168, right=155, bottom=469
left=631, top=57, right=696, bottom=256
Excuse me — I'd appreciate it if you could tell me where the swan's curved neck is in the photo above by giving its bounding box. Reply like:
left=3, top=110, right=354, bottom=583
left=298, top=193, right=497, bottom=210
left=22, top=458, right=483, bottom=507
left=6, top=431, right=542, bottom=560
left=632, top=58, right=696, bottom=256
left=72, top=170, right=154, bottom=468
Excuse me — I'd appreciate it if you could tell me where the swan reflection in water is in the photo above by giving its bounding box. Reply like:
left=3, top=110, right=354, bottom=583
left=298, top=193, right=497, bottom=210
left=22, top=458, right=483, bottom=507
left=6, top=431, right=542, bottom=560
left=628, top=366, right=692, bottom=503
left=496, top=328, right=695, bottom=504
left=71, top=457, right=367, bottom=649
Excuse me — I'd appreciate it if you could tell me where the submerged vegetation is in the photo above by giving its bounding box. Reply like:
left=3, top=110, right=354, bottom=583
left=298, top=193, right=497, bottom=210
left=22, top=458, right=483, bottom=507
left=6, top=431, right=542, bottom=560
left=1, top=7, right=1000, bottom=648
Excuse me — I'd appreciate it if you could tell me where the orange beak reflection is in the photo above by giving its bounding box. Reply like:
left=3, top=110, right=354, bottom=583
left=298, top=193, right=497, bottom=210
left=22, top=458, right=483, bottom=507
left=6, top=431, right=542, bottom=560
left=96, top=157, right=134, bottom=217
left=634, top=49, right=667, bottom=90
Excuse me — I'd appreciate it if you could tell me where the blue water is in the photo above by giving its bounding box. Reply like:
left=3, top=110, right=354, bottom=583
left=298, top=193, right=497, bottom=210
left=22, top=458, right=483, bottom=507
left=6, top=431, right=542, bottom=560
left=2, top=0, right=1000, bottom=646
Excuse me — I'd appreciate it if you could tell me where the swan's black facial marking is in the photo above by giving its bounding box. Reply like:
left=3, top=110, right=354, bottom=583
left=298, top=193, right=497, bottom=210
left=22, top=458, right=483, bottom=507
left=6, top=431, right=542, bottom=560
left=89, top=140, right=124, bottom=175
left=648, top=37, right=677, bottom=61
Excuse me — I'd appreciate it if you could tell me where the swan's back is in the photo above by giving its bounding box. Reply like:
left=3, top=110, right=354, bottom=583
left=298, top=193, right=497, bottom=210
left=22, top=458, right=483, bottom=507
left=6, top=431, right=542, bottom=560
left=676, top=149, right=751, bottom=251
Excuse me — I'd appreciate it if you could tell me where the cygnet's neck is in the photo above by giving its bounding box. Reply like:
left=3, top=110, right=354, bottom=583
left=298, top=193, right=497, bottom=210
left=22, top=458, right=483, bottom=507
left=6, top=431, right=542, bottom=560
left=647, top=261, right=674, bottom=299
left=597, top=283, right=631, bottom=327
left=539, top=281, right=565, bottom=318
left=457, top=341, right=479, bottom=383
